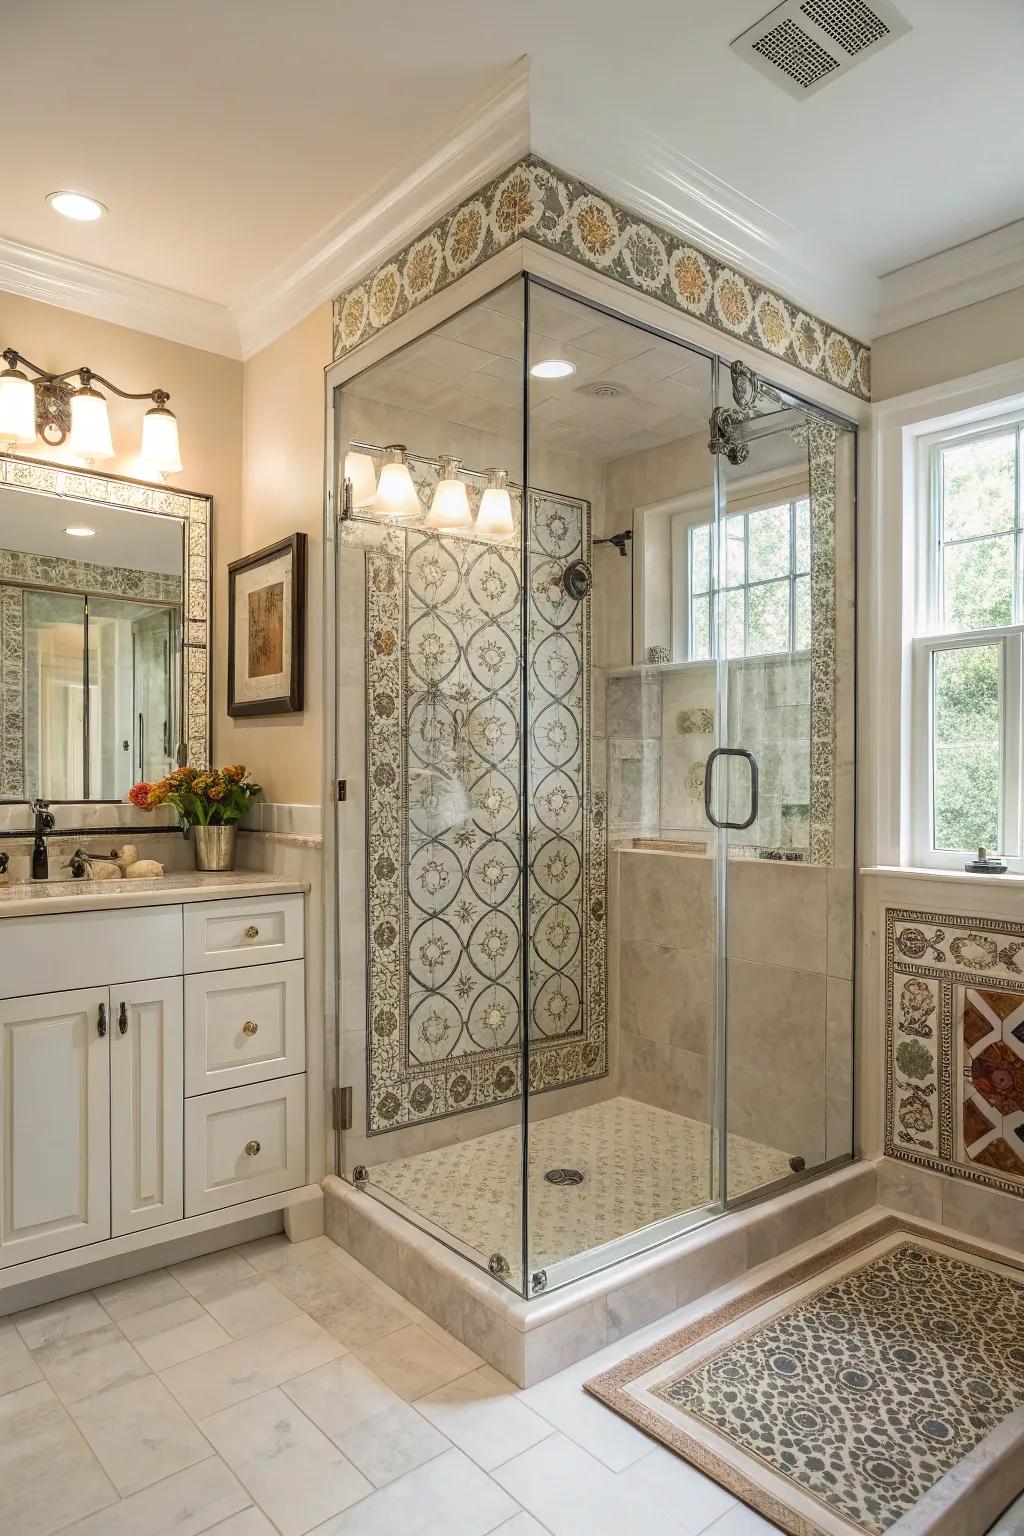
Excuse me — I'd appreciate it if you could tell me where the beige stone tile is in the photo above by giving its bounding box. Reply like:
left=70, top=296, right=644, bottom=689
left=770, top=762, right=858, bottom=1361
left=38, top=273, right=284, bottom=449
left=170, top=1250, right=259, bottom=1298
left=825, top=977, right=854, bottom=1162
left=604, top=1265, right=679, bottom=1343
left=417, top=1364, right=551, bottom=1471
left=161, top=1314, right=345, bottom=1420
left=672, top=1227, right=748, bottom=1308
left=202, top=1386, right=372, bottom=1536
left=941, top=1176, right=1024, bottom=1252
left=70, top=1373, right=213, bottom=1495
left=32, top=1318, right=150, bottom=1406
left=198, top=1275, right=302, bottom=1339
left=826, top=867, right=854, bottom=980
left=620, top=940, right=712, bottom=1055
left=618, top=850, right=713, bottom=951
left=352, top=1323, right=475, bottom=1401
left=745, top=1185, right=830, bottom=1269
left=14, top=1291, right=109, bottom=1352
left=285, top=1356, right=448, bottom=1487
left=306, top=1446, right=518, bottom=1536
left=205, top=1511, right=278, bottom=1536
left=0, top=1379, right=117, bottom=1536
left=824, top=1164, right=877, bottom=1230
left=493, top=1516, right=551, bottom=1536
left=726, top=959, right=826, bottom=1163
left=493, top=1431, right=688, bottom=1535
left=517, top=1354, right=651, bottom=1472
left=95, top=1268, right=188, bottom=1323
left=0, top=1315, right=43, bottom=1395
left=461, top=1296, right=525, bottom=1386
left=59, top=1455, right=249, bottom=1536
left=726, top=859, right=827, bottom=972
left=120, top=1296, right=234, bottom=1371
left=236, top=1234, right=342, bottom=1274
left=876, top=1157, right=944, bottom=1223
left=520, top=1298, right=609, bottom=1388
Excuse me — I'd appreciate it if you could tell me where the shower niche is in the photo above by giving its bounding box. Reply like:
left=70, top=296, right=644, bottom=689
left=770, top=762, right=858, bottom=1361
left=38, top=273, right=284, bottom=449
left=329, top=275, right=856, bottom=1298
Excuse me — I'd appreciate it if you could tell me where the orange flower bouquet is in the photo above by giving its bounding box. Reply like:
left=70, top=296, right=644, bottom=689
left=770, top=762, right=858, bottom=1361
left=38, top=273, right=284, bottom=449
left=128, top=764, right=261, bottom=829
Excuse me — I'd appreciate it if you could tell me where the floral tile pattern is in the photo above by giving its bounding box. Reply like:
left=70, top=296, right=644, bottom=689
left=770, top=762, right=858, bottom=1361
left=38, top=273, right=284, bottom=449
left=363, top=460, right=607, bottom=1134
left=885, top=907, right=1024, bottom=1200
left=333, top=156, right=870, bottom=401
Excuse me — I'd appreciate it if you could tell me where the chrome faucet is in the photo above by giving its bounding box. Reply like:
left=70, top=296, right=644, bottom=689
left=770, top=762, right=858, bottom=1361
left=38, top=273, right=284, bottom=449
left=31, top=798, right=55, bottom=881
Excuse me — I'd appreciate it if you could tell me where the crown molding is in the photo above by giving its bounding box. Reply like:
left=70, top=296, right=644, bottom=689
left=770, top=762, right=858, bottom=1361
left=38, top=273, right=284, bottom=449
left=874, top=220, right=1024, bottom=338
left=232, top=58, right=531, bottom=360
left=0, top=235, right=241, bottom=358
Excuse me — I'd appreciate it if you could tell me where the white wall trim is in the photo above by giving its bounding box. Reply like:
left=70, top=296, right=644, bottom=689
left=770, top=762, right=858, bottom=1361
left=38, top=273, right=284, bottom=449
left=233, top=59, right=531, bottom=360
left=875, top=220, right=1024, bottom=339
left=0, top=235, right=241, bottom=359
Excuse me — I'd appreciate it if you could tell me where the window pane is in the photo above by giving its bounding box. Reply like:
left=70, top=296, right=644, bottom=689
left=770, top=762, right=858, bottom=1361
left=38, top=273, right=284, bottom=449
left=943, top=534, right=1014, bottom=631
left=747, top=504, right=790, bottom=581
left=690, top=523, right=711, bottom=595
left=725, top=515, right=745, bottom=586
left=690, top=594, right=711, bottom=661
left=933, top=643, right=1000, bottom=852
left=794, top=574, right=811, bottom=650
left=794, top=498, right=811, bottom=573
left=723, top=588, right=745, bottom=658
left=748, top=579, right=790, bottom=655
left=942, top=433, right=1016, bottom=541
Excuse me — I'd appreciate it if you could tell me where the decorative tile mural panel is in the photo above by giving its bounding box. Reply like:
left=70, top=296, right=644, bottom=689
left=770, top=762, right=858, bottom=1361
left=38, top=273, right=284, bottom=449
left=333, top=156, right=870, bottom=401
left=885, top=908, right=1024, bottom=1198
left=364, top=473, right=607, bottom=1133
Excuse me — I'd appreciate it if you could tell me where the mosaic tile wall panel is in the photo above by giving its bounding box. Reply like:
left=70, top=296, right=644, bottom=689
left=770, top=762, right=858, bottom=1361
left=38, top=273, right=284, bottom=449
left=0, top=454, right=210, bottom=773
left=808, top=422, right=837, bottom=868
left=0, top=584, right=24, bottom=799
left=333, top=155, right=870, bottom=401
left=885, top=907, right=1024, bottom=1198
left=364, top=478, right=607, bottom=1133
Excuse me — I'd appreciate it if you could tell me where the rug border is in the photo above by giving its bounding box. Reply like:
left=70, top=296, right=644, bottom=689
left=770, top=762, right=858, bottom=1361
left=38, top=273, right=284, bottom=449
left=584, top=1216, right=1024, bottom=1536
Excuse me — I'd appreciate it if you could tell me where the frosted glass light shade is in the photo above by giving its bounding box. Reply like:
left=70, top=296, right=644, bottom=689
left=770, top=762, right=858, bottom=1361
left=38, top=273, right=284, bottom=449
left=0, top=369, right=37, bottom=445
left=344, top=450, right=377, bottom=509
left=70, top=386, right=114, bottom=460
left=426, top=457, right=471, bottom=530
left=140, top=406, right=182, bottom=474
left=373, top=445, right=420, bottom=521
left=476, top=468, right=514, bottom=540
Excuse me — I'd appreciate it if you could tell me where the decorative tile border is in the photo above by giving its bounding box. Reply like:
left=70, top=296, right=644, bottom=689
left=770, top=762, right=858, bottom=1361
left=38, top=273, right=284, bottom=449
left=0, top=549, right=182, bottom=605
left=333, top=155, right=870, bottom=401
left=807, top=423, right=837, bottom=868
left=884, top=907, right=1024, bottom=1199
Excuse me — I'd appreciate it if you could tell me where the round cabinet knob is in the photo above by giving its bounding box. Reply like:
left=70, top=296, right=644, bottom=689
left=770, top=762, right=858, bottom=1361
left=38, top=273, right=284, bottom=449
left=244, top=1139, right=261, bottom=1157
left=244, top=925, right=259, bottom=939
left=242, top=1020, right=258, bottom=1037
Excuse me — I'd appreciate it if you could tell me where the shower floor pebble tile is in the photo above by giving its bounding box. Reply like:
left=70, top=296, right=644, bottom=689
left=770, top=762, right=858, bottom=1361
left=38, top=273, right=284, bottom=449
left=18, top=1229, right=1020, bottom=1536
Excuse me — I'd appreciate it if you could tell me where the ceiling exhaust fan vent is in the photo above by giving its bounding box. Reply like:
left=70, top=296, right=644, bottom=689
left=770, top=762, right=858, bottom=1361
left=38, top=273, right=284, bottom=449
left=732, top=0, right=910, bottom=99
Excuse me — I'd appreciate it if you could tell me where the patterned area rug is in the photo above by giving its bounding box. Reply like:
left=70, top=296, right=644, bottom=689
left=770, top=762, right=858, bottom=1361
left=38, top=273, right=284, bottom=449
left=586, top=1218, right=1024, bottom=1536
left=368, top=1095, right=792, bottom=1271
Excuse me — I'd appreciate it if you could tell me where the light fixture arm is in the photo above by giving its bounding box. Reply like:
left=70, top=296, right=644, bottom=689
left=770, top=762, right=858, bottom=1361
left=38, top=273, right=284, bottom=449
left=1, top=349, right=171, bottom=406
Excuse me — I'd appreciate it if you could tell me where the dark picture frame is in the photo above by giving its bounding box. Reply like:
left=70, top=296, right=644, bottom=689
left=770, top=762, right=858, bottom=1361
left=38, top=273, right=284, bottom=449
left=227, top=533, right=306, bottom=716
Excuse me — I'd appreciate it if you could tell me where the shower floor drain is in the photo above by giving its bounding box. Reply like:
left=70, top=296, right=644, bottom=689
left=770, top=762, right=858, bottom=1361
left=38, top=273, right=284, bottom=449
left=544, top=1167, right=584, bottom=1186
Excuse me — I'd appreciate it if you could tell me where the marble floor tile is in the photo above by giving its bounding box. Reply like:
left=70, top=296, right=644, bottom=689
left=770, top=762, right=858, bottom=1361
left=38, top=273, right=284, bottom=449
left=417, top=1365, right=553, bottom=1471
left=160, top=1314, right=345, bottom=1420
left=14, top=1290, right=109, bottom=1351
left=306, top=1446, right=519, bottom=1536
left=518, top=1359, right=653, bottom=1471
left=622, top=1445, right=737, bottom=1535
left=0, top=1379, right=117, bottom=1536
left=237, top=1234, right=343, bottom=1275
left=0, top=1315, right=43, bottom=1395
left=493, top=1432, right=693, bottom=1536
left=205, top=1511, right=279, bottom=1536
left=316, top=1284, right=414, bottom=1348
left=117, top=1296, right=234, bottom=1372
left=198, top=1275, right=302, bottom=1339
left=58, top=1455, right=250, bottom=1536
left=70, top=1373, right=214, bottom=1495
left=492, top=1518, right=551, bottom=1536
left=32, top=1317, right=150, bottom=1406
left=351, top=1323, right=477, bottom=1400
left=202, top=1386, right=372, bottom=1536
left=96, top=1269, right=189, bottom=1322
left=170, top=1250, right=259, bottom=1298
left=703, top=1504, right=781, bottom=1535
left=283, top=1356, right=448, bottom=1486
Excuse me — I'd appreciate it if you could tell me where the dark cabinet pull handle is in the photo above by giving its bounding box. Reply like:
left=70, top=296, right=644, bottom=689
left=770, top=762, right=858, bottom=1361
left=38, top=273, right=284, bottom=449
left=97, top=1002, right=107, bottom=1037
left=704, top=747, right=759, bottom=831
left=118, top=1001, right=128, bottom=1036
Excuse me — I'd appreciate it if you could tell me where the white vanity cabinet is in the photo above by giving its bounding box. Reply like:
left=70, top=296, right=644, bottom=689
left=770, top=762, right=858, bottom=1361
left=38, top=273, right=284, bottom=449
left=0, top=882, right=308, bottom=1279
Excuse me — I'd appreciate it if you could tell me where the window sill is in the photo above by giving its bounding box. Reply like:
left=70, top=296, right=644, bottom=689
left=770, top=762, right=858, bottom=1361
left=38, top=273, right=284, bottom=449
left=861, top=864, right=1024, bottom=888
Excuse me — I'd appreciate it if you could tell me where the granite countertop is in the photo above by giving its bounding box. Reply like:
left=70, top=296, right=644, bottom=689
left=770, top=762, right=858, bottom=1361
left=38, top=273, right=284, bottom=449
left=0, top=869, right=310, bottom=918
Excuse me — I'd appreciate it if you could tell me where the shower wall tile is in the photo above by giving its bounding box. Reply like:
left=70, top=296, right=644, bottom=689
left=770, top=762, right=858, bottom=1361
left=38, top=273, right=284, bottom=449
left=619, top=939, right=712, bottom=1056
left=826, top=867, right=855, bottom=981
left=618, top=850, right=713, bottom=952
left=876, top=1157, right=945, bottom=1224
left=727, top=958, right=827, bottom=1164
left=726, top=860, right=827, bottom=973
left=825, top=977, right=854, bottom=1163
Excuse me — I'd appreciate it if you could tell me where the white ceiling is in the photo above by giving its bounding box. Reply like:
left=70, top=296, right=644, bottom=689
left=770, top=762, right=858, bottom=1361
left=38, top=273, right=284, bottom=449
left=0, top=486, right=184, bottom=575
left=4, top=0, right=1024, bottom=353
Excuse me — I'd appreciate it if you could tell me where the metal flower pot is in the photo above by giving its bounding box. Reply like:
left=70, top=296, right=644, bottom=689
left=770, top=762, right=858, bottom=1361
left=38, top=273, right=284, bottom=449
left=192, top=824, right=237, bottom=872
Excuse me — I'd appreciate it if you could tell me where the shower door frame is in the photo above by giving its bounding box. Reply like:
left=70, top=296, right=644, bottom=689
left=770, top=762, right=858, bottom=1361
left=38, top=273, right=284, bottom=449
left=323, top=247, right=864, bottom=1300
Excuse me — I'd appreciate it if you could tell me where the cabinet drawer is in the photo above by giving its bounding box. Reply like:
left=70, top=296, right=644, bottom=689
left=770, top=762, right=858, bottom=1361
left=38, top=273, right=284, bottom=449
left=184, top=1076, right=305, bottom=1215
left=183, top=894, right=303, bottom=973
left=0, top=906, right=183, bottom=1001
left=185, top=960, right=305, bottom=1094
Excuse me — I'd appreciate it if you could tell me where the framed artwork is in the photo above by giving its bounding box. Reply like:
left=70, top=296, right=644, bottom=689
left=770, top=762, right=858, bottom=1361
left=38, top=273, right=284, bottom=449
left=227, top=533, right=306, bottom=716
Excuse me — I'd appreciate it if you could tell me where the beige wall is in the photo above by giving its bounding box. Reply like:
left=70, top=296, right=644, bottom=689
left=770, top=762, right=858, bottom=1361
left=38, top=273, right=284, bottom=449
left=872, top=285, right=1024, bottom=400
left=228, top=303, right=332, bottom=802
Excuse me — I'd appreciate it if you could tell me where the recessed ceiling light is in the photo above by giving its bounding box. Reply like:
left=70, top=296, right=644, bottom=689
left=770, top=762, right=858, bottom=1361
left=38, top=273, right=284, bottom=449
left=47, top=191, right=107, bottom=222
left=64, top=526, right=96, bottom=537
left=530, top=359, right=576, bottom=380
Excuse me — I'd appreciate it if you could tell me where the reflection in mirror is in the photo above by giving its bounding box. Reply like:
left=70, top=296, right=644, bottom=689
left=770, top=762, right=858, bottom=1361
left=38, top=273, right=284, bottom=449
left=0, top=479, right=186, bottom=801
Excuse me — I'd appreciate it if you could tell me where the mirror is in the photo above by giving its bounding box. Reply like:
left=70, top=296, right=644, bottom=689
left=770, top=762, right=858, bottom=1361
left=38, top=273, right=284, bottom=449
left=0, top=456, right=211, bottom=801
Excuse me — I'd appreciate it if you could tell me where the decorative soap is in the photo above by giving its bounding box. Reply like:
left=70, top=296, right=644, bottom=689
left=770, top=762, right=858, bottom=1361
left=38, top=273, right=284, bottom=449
left=116, top=844, right=139, bottom=871
left=90, top=862, right=122, bottom=881
left=124, top=859, right=164, bottom=878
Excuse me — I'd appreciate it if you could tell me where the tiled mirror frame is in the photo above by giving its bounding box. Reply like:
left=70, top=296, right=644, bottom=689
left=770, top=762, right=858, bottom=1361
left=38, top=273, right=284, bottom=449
left=0, top=452, right=212, bottom=792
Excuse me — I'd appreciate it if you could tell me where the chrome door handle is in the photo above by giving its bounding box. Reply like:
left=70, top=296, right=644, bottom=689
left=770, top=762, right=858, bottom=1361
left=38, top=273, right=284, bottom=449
left=704, top=747, right=759, bottom=831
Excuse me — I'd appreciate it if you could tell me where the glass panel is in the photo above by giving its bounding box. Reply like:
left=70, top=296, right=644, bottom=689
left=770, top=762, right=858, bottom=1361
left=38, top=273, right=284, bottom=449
left=86, top=597, right=179, bottom=799
left=932, top=643, right=1001, bottom=852
left=794, top=497, right=811, bottom=572
left=941, top=433, right=1016, bottom=541
left=725, top=514, right=746, bottom=585
left=691, top=594, right=712, bottom=661
left=794, top=574, right=811, bottom=651
left=690, top=523, right=711, bottom=594
left=943, top=534, right=1014, bottom=631
left=748, top=579, right=790, bottom=656
left=747, top=504, right=790, bottom=582
left=22, top=591, right=87, bottom=800
left=723, top=587, right=746, bottom=658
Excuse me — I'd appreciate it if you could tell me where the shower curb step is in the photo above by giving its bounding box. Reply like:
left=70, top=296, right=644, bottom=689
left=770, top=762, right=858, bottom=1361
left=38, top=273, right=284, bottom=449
left=321, top=1160, right=878, bottom=1386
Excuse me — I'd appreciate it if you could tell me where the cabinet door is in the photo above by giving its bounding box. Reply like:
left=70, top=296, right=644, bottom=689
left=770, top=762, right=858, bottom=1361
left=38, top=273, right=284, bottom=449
left=0, top=987, right=110, bottom=1268
left=110, top=977, right=184, bottom=1236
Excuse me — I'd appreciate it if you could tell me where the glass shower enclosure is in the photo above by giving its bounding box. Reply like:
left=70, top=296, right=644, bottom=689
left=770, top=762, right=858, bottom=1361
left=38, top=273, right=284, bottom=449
left=329, top=274, right=856, bottom=1298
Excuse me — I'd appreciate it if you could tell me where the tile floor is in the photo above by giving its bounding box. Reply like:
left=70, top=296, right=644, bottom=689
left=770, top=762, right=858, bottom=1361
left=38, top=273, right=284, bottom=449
left=3, top=1230, right=1019, bottom=1536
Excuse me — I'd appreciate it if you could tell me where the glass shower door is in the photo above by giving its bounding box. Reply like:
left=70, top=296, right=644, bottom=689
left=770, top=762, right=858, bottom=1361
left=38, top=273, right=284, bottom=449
left=710, top=364, right=856, bottom=1204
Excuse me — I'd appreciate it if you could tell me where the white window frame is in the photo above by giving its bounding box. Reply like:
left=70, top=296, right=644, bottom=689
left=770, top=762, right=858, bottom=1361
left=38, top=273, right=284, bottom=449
left=687, top=495, right=811, bottom=662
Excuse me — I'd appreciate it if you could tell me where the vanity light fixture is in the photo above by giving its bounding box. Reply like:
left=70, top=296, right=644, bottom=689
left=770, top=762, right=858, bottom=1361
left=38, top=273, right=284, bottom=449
left=476, top=467, right=514, bottom=540
left=344, top=450, right=377, bottom=510
left=530, top=358, right=575, bottom=380
left=0, top=349, right=183, bottom=475
left=63, top=526, right=96, bottom=537
left=47, top=190, right=107, bottom=221
left=373, top=444, right=421, bottom=521
left=426, top=456, right=472, bottom=531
